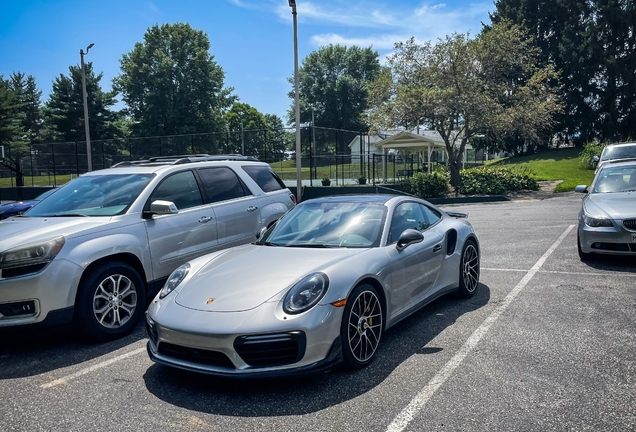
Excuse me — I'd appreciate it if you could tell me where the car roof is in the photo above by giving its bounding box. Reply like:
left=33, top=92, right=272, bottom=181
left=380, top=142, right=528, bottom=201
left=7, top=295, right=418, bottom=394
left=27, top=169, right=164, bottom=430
left=82, top=155, right=267, bottom=176
left=300, top=195, right=399, bottom=205
left=601, top=158, right=636, bottom=169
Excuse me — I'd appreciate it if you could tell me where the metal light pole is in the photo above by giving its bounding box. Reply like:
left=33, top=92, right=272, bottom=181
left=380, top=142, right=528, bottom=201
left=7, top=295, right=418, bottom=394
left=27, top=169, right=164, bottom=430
left=80, top=43, right=95, bottom=172
left=289, top=0, right=302, bottom=202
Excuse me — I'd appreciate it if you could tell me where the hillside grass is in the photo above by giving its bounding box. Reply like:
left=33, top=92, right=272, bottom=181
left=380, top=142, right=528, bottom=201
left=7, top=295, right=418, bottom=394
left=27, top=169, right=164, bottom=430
left=486, top=147, right=595, bottom=192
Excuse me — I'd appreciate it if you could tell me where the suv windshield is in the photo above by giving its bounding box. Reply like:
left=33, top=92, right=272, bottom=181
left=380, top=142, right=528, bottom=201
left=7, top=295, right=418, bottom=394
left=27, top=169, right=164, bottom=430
left=25, top=174, right=155, bottom=217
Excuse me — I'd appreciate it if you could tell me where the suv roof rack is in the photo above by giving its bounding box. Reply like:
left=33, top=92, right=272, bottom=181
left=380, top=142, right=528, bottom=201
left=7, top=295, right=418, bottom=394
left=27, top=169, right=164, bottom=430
left=111, top=154, right=259, bottom=168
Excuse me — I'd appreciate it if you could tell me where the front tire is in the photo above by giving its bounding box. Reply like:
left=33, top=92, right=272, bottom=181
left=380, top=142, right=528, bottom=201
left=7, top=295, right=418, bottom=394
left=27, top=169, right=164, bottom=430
left=457, top=239, right=480, bottom=298
left=341, top=284, right=383, bottom=369
left=75, top=262, right=146, bottom=342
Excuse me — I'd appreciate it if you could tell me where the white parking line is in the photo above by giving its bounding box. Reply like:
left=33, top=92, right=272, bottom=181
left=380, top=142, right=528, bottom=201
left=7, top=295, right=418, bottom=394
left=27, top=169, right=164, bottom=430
left=41, top=342, right=147, bottom=389
left=483, top=267, right=635, bottom=277
left=386, top=224, right=575, bottom=432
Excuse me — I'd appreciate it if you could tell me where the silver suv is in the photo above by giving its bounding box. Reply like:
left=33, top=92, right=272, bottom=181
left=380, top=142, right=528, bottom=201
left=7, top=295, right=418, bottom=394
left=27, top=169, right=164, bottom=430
left=0, top=155, right=295, bottom=341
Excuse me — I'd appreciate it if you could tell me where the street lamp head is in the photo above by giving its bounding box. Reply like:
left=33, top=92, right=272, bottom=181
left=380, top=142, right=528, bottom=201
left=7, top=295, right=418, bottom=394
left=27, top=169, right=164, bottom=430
left=86, top=43, right=95, bottom=53
left=288, top=0, right=296, bottom=9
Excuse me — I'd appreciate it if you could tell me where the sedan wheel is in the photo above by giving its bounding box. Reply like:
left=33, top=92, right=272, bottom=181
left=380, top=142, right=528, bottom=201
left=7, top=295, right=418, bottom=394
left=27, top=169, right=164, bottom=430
left=75, top=262, right=146, bottom=342
left=458, top=240, right=480, bottom=297
left=341, top=284, right=383, bottom=369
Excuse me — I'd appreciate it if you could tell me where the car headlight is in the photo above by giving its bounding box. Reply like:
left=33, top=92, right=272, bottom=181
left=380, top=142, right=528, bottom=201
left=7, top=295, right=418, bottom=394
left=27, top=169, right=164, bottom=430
left=283, top=272, right=329, bottom=314
left=159, top=263, right=190, bottom=299
left=0, top=236, right=65, bottom=270
left=583, top=214, right=613, bottom=228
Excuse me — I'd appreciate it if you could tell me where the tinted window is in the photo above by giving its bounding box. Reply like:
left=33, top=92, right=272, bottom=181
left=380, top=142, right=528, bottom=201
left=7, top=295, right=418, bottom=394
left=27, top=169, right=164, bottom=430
left=242, top=165, right=286, bottom=192
left=197, top=167, right=248, bottom=203
left=601, top=144, right=636, bottom=161
left=389, top=202, right=439, bottom=243
left=149, top=171, right=203, bottom=210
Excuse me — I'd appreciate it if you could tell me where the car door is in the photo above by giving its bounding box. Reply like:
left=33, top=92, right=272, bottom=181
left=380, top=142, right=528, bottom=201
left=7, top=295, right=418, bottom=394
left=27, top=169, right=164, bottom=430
left=196, top=166, right=261, bottom=250
left=386, top=202, right=444, bottom=316
left=144, top=170, right=219, bottom=281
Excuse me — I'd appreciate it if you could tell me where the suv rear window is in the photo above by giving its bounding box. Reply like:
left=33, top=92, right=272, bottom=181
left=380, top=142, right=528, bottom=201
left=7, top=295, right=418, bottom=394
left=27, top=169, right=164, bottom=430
left=242, top=165, right=286, bottom=192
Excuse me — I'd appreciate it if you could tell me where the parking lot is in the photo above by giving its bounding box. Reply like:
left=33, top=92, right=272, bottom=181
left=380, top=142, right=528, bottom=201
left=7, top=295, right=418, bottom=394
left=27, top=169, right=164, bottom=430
left=1, top=192, right=634, bottom=432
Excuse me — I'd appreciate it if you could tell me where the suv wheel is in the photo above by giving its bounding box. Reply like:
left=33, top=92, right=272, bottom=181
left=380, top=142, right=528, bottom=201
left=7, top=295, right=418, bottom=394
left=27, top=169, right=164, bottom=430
left=75, top=262, right=146, bottom=342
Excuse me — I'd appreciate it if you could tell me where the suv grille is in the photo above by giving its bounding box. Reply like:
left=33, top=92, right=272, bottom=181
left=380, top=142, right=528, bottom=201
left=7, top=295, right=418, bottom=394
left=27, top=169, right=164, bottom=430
left=234, top=332, right=306, bottom=367
left=623, top=219, right=636, bottom=231
left=158, top=343, right=234, bottom=368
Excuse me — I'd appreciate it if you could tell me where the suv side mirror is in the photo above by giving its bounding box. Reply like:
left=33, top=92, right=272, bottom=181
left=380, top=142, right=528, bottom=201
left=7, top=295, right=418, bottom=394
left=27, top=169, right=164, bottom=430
left=144, top=200, right=179, bottom=218
left=396, top=229, right=424, bottom=251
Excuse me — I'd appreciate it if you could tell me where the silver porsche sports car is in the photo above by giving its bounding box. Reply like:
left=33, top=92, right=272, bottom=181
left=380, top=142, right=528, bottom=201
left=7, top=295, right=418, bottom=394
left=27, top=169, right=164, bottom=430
left=575, top=159, right=636, bottom=260
left=146, top=195, right=480, bottom=377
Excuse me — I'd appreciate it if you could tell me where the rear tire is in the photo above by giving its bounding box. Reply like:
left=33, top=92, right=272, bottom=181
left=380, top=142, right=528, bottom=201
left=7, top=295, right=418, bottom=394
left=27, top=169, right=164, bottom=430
left=75, top=262, right=146, bottom=342
left=457, top=239, right=480, bottom=298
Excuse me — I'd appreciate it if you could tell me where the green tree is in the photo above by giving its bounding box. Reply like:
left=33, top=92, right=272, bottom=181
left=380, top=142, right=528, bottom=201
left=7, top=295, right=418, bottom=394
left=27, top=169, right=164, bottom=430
left=223, top=102, right=267, bottom=157
left=490, top=0, right=636, bottom=144
left=288, top=44, right=381, bottom=140
left=9, top=72, right=43, bottom=143
left=0, top=75, right=29, bottom=187
left=42, top=62, right=120, bottom=142
left=368, top=22, right=562, bottom=187
left=263, top=113, right=292, bottom=162
left=115, top=23, right=234, bottom=138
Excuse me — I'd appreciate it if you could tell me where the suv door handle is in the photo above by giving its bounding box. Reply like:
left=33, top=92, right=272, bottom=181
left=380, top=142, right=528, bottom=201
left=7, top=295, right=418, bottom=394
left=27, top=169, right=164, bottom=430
left=199, top=216, right=213, bottom=223
left=433, top=244, right=442, bottom=252
left=247, top=206, right=258, bottom=212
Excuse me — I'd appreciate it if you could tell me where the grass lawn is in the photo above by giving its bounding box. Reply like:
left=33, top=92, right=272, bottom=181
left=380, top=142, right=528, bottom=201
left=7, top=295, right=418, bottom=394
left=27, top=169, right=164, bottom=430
left=486, top=147, right=595, bottom=192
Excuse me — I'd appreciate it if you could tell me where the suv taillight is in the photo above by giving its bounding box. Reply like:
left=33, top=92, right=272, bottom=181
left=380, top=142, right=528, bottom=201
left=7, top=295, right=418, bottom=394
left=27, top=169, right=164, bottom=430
left=290, top=193, right=297, bottom=205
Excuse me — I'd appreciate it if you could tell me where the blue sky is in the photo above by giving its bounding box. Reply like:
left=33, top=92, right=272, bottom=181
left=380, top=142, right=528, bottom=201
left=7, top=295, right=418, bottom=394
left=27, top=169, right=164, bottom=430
left=0, top=0, right=494, bottom=122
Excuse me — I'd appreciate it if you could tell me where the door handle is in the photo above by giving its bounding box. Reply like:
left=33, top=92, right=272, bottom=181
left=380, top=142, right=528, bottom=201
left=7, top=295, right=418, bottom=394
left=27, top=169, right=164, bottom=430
left=433, top=244, right=442, bottom=252
left=199, top=216, right=213, bottom=223
left=247, top=206, right=258, bottom=212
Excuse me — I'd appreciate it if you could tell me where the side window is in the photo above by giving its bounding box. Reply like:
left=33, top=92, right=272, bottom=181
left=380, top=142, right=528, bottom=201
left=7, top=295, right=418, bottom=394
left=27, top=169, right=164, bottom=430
left=149, top=171, right=203, bottom=210
left=389, top=202, right=433, bottom=243
left=241, top=165, right=286, bottom=192
left=420, top=204, right=442, bottom=230
left=198, top=167, right=248, bottom=203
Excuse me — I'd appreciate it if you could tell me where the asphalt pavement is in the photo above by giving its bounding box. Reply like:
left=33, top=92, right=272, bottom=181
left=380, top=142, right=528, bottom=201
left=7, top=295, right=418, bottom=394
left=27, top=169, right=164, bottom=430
left=1, top=191, right=634, bottom=432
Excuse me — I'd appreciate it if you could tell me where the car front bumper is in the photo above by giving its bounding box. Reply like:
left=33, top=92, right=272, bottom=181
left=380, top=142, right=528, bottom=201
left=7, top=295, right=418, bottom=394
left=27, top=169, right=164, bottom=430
left=146, top=299, right=345, bottom=377
left=0, top=259, right=83, bottom=327
left=578, top=221, right=636, bottom=255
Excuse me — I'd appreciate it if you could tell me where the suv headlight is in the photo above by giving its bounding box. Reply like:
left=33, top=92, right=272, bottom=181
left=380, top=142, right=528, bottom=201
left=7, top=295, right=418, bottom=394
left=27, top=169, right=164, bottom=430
left=0, top=237, right=65, bottom=270
left=283, top=273, right=329, bottom=314
left=583, top=214, right=613, bottom=228
left=159, top=263, right=190, bottom=299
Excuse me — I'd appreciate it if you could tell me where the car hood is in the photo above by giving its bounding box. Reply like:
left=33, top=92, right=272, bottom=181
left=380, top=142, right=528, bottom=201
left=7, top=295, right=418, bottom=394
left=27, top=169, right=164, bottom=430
left=174, top=244, right=363, bottom=313
left=0, top=201, right=35, bottom=213
left=585, top=192, right=636, bottom=219
left=0, top=216, right=114, bottom=250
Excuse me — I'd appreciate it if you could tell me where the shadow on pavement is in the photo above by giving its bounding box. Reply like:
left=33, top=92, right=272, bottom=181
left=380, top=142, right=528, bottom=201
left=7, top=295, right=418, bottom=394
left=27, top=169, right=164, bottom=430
left=142, top=284, right=491, bottom=416
left=581, top=254, right=636, bottom=273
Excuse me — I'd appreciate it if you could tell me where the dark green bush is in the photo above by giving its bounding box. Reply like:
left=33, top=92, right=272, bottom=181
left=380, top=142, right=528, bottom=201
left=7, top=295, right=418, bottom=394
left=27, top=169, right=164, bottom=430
left=401, top=171, right=450, bottom=198
left=458, top=166, right=539, bottom=195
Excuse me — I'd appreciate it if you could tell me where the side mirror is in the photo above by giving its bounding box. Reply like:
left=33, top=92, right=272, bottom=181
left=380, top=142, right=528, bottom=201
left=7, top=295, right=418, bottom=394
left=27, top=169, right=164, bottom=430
left=592, top=155, right=599, bottom=163
left=574, top=185, right=588, bottom=193
left=256, top=226, right=268, bottom=239
left=396, top=229, right=424, bottom=251
left=143, top=200, right=178, bottom=218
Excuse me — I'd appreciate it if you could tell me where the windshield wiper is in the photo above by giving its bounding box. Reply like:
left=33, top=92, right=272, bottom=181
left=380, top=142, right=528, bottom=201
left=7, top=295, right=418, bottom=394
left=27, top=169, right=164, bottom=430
left=44, top=213, right=88, bottom=217
left=255, top=241, right=281, bottom=246
left=284, top=244, right=336, bottom=248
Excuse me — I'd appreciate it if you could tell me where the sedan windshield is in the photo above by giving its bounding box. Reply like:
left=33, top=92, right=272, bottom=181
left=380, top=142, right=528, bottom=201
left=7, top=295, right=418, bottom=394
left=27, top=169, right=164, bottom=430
left=25, top=173, right=154, bottom=217
left=593, top=166, right=636, bottom=193
left=262, top=201, right=387, bottom=248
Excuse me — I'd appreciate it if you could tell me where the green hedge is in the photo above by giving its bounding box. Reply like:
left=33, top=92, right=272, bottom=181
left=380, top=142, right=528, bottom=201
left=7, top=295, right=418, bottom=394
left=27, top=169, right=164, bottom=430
left=458, top=166, right=539, bottom=195
left=578, top=142, right=605, bottom=170
left=401, top=171, right=450, bottom=198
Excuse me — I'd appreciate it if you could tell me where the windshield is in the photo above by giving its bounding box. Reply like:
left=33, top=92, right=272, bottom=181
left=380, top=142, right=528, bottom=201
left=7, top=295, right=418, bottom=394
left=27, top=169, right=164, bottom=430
left=593, top=165, right=636, bottom=193
left=261, top=201, right=387, bottom=248
left=25, top=173, right=154, bottom=217
left=601, top=144, right=636, bottom=161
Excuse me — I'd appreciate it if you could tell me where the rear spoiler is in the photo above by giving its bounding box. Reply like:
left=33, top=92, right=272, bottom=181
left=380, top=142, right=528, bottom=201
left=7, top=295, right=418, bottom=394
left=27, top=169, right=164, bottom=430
left=446, top=211, right=468, bottom=219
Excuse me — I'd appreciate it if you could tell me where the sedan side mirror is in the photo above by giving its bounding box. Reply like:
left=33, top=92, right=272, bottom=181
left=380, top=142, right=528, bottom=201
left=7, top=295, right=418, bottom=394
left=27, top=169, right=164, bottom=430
left=396, top=229, right=424, bottom=251
left=574, top=185, right=588, bottom=193
left=256, top=226, right=268, bottom=239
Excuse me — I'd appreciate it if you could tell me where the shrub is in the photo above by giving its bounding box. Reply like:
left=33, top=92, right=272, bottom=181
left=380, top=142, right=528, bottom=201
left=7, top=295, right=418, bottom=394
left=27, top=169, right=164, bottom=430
left=401, top=171, right=450, bottom=198
left=578, top=142, right=605, bottom=170
left=458, top=166, right=539, bottom=195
